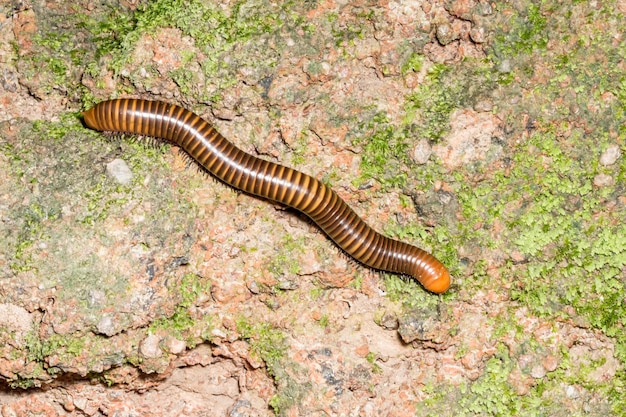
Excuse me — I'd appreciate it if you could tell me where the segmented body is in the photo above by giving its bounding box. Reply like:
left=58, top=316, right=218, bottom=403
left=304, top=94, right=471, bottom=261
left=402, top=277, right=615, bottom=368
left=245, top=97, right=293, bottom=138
left=83, top=99, right=450, bottom=293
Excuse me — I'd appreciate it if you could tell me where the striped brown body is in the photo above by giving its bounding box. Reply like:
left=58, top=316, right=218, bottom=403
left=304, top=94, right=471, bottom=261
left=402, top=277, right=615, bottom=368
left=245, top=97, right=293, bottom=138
left=83, top=99, right=450, bottom=293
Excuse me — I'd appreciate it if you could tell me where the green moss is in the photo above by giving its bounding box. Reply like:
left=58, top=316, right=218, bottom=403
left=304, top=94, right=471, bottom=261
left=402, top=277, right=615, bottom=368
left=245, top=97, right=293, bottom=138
left=10, top=202, right=59, bottom=272
left=352, top=113, right=410, bottom=189
left=82, top=0, right=292, bottom=101
left=492, top=2, right=548, bottom=57
left=289, top=131, right=312, bottom=166
left=24, top=330, right=85, bottom=364
left=329, top=8, right=373, bottom=47
left=320, top=167, right=342, bottom=188
left=487, top=1, right=626, bottom=136
left=236, top=317, right=310, bottom=415
left=458, top=344, right=520, bottom=415
left=455, top=1, right=626, bottom=396
left=3, top=1, right=297, bottom=108
left=236, top=318, right=287, bottom=378
left=149, top=273, right=212, bottom=345
left=80, top=176, right=131, bottom=226
left=401, top=52, right=424, bottom=76
left=169, top=51, right=197, bottom=95
left=456, top=124, right=624, bottom=315
left=353, top=59, right=479, bottom=193
left=308, top=286, right=324, bottom=300
left=268, top=381, right=308, bottom=416
left=32, top=112, right=85, bottom=140
left=18, top=29, right=92, bottom=100
left=417, top=341, right=567, bottom=416
left=347, top=272, right=363, bottom=290
left=409, top=3, right=626, bottom=410
left=365, top=351, right=382, bottom=374
left=453, top=123, right=626, bottom=410
left=404, top=63, right=464, bottom=143
left=268, top=235, right=305, bottom=277
left=8, top=361, right=49, bottom=389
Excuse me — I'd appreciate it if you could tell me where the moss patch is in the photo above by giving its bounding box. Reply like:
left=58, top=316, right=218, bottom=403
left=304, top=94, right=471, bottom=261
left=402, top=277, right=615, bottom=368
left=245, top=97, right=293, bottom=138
left=236, top=317, right=309, bottom=415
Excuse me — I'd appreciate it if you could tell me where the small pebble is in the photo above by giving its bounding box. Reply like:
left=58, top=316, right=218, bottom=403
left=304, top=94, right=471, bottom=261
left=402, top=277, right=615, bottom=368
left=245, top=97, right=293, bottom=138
left=565, top=384, right=580, bottom=399
left=106, top=158, right=133, bottom=185
left=498, top=59, right=512, bottom=73
left=593, top=173, right=614, bottom=187
left=474, top=99, right=493, bottom=112
left=411, top=139, right=432, bottom=165
left=436, top=22, right=458, bottom=46
left=140, top=334, right=163, bottom=359
left=96, top=314, right=117, bottom=337
left=470, top=26, right=486, bottom=43
left=530, top=364, right=546, bottom=379
left=166, top=337, right=187, bottom=354
left=379, top=312, right=399, bottom=330
left=599, top=144, right=621, bottom=166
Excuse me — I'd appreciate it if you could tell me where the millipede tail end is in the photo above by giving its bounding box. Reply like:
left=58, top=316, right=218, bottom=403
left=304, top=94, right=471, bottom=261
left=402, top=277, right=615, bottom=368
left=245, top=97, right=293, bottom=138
left=82, top=107, right=100, bottom=131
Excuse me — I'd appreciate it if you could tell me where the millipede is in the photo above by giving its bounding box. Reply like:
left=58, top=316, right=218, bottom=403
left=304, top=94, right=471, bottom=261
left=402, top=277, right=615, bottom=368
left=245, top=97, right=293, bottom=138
left=83, top=98, right=451, bottom=293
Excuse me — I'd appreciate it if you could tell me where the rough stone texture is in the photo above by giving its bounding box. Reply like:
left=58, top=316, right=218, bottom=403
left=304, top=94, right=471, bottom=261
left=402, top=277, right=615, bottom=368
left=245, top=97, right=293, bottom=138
left=0, top=0, right=623, bottom=416
left=433, top=109, right=503, bottom=170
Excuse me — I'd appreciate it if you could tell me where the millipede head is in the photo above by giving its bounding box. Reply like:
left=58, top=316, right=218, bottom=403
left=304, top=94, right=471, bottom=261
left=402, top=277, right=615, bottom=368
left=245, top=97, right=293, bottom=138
left=424, top=268, right=451, bottom=294
left=413, top=256, right=451, bottom=294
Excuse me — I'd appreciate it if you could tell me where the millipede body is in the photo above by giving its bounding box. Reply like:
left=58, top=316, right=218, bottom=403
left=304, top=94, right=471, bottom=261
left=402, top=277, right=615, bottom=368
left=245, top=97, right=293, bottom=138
left=83, top=99, right=451, bottom=293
